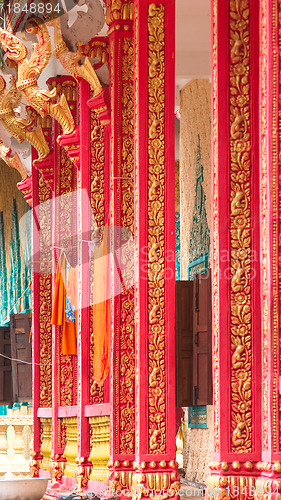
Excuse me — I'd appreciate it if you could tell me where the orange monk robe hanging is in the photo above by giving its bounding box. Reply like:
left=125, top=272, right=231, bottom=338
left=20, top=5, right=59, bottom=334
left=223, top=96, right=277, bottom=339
left=91, top=240, right=110, bottom=385
left=51, top=252, right=77, bottom=355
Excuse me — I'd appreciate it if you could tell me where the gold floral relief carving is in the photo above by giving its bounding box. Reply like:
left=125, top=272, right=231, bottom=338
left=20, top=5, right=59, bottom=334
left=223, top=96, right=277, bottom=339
left=90, top=111, right=105, bottom=229
left=89, top=108, right=105, bottom=404
left=77, top=39, right=109, bottom=67
left=147, top=3, right=166, bottom=454
left=54, top=80, right=77, bottom=406
left=229, top=0, right=252, bottom=453
left=58, top=150, right=75, bottom=407
left=118, top=36, right=135, bottom=455
left=105, top=0, right=133, bottom=29
left=38, top=172, right=52, bottom=407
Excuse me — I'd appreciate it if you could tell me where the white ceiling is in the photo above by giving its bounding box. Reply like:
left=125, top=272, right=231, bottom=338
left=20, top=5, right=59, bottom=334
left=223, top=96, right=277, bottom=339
left=175, top=0, right=211, bottom=88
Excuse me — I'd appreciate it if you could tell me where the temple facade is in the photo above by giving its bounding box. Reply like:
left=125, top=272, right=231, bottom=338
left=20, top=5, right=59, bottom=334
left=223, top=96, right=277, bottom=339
left=0, top=0, right=281, bottom=499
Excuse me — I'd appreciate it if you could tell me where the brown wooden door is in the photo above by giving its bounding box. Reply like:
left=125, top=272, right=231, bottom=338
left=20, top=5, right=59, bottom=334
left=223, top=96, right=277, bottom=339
left=193, top=272, right=212, bottom=405
left=176, top=281, right=193, bottom=406
left=10, top=313, right=32, bottom=402
left=0, top=326, right=13, bottom=404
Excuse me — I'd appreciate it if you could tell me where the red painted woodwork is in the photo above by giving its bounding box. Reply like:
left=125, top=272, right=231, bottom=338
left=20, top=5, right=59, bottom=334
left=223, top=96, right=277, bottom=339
left=26, top=5, right=178, bottom=492
left=176, top=281, right=193, bottom=408
left=17, top=177, right=33, bottom=207
left=87, top=89, right=111, bottom=126
left=107, top=12, right=135, bottom=477
left=0, top=326, right=13, bottom=404
left=210, top=0, right=261, bottom=464
left=176, top=277, right=212, bottom=408
left=10, top=313, right=32, bottom=402
left=76, top=79, right=91, bottom=461
left=253, top=1, right=281, bottom=496
left=193, top=273, right=212, bottom=406
left=85, top=403, right=110, bottom=417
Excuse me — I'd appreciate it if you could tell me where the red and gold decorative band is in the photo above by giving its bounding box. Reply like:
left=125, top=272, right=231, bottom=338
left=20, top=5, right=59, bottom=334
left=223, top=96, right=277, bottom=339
left=229, top=0, right=252, bottom=453
left=147, top=3, right=166, bottom=455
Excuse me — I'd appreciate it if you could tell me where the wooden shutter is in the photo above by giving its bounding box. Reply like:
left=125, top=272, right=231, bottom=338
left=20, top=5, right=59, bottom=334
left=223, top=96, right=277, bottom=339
left=176, top=281, right=193, bottom=406
left=0, top=326, right=13, bottom=404
left=193, top=272, right=212, bottom=405
left=10, top=313, right=32, bottom=402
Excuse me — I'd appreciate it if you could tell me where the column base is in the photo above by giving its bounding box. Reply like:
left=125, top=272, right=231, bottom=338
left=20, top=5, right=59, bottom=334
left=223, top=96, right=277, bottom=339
left=131, top=462, right=180, bottom=500
left=255, top=462, right=281, bottom=500
left=108, top=461, right=180, bottom=499
left=206, top=473, right=256, bottom=500
left=255, top=477, right=281, bottom=500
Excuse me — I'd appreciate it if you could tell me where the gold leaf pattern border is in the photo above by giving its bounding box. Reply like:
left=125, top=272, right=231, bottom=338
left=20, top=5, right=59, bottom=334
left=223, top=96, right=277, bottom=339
left=147, top=3, right=166, bottom=455
left=229, top=0, right=252, bottom=453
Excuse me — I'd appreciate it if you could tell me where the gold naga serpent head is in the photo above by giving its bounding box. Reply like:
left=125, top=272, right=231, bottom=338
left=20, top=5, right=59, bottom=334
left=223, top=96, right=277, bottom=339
left=0, top=29, right=27, bottom=62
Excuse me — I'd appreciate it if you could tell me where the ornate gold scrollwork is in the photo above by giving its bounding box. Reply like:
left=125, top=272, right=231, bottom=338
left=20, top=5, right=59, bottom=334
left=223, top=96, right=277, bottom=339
left=0, top=18, right=74, bottom=135
left=118, top=35, right=135, bottom=455
left=29, top=451, right=42, bottom=478
left=38, top=171, right=52, bottom=407
left=75, top=458, right=92, bottom=491
left=77, top=39, right=109, bottom=67
left=147, top=3, right=166, bottom=455
left=229, top=0, right=252, bottom=453
left=49, top=454, right=66, bottom=485
left=89, top=109, right=105, bottom=404
left=105, top=0, right=134, bottom=29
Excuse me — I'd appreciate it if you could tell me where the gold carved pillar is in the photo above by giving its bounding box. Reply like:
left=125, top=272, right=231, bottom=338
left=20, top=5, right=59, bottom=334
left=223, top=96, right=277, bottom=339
left=206, top=0, right=261, bottom=498
left=106, top=0, right=136, bottom=490
left=32, top=165, right=53, bottom=475
left=255, top=0, right=281, bottom=497
left=132, top=0, right=179, bottom=498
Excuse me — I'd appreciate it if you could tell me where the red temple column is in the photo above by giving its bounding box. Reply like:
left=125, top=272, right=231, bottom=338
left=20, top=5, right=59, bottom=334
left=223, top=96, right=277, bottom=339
left=30, top=165, right=53, bottom=478
left=206, top=0, right=262, bottom=498
left=132, top=0, right=179, bottom=498
left=106, top=0, right=136, bottom=492
left=75, top=79, right=92, bottom=486
left=255, top=0, right=281, bottom=498
left=30, top=111, right=54, bottom=478
left=47, top=77, right=78, bottom=486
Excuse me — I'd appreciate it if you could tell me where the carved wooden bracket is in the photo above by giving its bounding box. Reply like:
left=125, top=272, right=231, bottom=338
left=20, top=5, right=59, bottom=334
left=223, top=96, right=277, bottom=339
left=17, top=176, right=32, bottom=207
left=57, top=126, right=80, bottom=170
left=87, top=88, right=111, bottom=126
left=34, top=153, right=54, bottom=190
